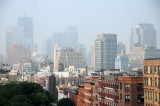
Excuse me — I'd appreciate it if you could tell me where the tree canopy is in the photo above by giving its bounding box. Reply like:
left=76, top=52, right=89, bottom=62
left=0, top=81, right=54, bottom=106
left=57, top=98, right=75, bottom=106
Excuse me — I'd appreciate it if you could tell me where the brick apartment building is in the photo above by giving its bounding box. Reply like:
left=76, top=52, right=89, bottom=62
left=69, top=77, right=99, bottom=106
left=98, top=72, right=119, bottom=106
left=143, top=58, right=160, bottom=106
left=34, top=74, right=58, bottom=101
left=119, top=76, right=144, bottom=106
left=69, top=71, right=144, bottom=106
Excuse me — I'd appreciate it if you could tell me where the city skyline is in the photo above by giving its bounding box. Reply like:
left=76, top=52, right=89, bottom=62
left=0, top=0, right=160, bottom=56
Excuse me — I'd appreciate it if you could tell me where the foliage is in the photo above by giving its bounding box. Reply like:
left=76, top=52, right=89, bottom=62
left=0, top=81, right=54, bottom=106
left=57, top=98, right=75, bottom=106
left=75, top=89, right=79, bottom=94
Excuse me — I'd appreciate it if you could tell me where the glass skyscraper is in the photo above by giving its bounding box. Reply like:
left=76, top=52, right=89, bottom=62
left=95, top=34, right=117, bottom=71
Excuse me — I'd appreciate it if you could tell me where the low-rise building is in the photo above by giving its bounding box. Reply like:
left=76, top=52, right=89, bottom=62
left=143, top=58, right=160, bottom=106
left=118, top=76, right=144, bottom=106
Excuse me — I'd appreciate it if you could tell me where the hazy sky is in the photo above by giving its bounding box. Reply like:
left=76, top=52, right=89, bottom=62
left=0, top=0, right=160, bottom=56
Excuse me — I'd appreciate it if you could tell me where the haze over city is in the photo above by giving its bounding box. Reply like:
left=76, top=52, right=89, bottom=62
left=1, top=1, right=160, bottom=106
left=0, top=0, right=160, bottom=56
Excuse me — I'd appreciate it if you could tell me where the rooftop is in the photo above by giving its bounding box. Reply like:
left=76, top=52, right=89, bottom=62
left=145, top=58, right=160, bottom=60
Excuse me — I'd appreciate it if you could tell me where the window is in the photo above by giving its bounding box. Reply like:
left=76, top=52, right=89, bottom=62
left=125, top=83, right=130, bottom=91
left=150, top=78, right=152, bottom=86
left=137, top=83, right=143, bottom=91
left=120, top=94, right=122, bottom=101
left=148, top=92, right=150, bottom=99
left=158, top=66, right=160, bottom=74
left=154, top=66, right=157, bottom=73
left=120, top=83, right=122, bottom=90
left=137, top=94, right=144, bottom=102
left=151, top=92, right=152, bottom=100
left=159, top=78, right=160, bottom=88
left=155, top=78, right=157, bottom=86
left=155, top=92, right=157, bottom=101
left=144, top=66, right=148, bottom=73
left=125, top=95, right=130, bottom=102
left=145, top=91, right=147, bottom=99
left=150, top=66, right=152, bottom=73
left=159, top=93, right=160, bottom=104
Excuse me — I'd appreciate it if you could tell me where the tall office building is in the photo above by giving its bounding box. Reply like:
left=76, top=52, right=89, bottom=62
left=65, top=26, right=78, bottom=47
left=18, top=16, right=33, bottom=47
left=115, top=54, right=129, bottom=71
left=130, top=23, right=156, bottom=51
left=117, top=42, right=126, bottom=55
left=6, top=27, right=24, bottom=50
left=91, top=45, right=95, bottom=69
left=95, top=34, right=117, bottom=71
left=44, top=38, right=53, bottom=60
left=52, top=26, right=78, bottom=48
left=143, top=59, right=160, bottom=106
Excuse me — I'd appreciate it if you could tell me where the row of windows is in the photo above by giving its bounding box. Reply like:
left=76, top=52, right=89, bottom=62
left=144, top=66, right=160, bottom=74
left=120, top=83, right=143, bottom=91
left=144, top=77, right=160, bottom=86
left=145, top=91, right=160, bottom=104
left=120, top=94, right=144, bottom=103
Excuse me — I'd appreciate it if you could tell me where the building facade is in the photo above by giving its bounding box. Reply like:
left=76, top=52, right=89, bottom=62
left=130, top=23, right=156, bottom=51
left=98, top=72, right=119, bottom=106
left=127, top=46, right=160, bottom=70
left=6, top=43, right=30, bottom=66
left=115, top=54, right=129, bottom=71
left=54, top=47, right=86, bottom=71
left=95, top=34, right=117, bottom=71
left=117, top=42, right=126, bottom=55
left=18, top=16, right=33, bottom=47
left=143, top=59, right=160, bottom=106
left=119, top=76, right=144, bottom=106
left=6, top=27, right=24, bottom=50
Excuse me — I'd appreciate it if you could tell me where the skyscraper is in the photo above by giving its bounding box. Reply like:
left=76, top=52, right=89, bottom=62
left=95, top=34, right=117, bottom=71
left=130, top=23, right=156, bottom=51
left=18, top=16, right=33, bottom=47
left=6, top=27, right=24, bottom=50
left=117, top=42, right=126, bottom=55
left=65, top=26, right=78, bottom=47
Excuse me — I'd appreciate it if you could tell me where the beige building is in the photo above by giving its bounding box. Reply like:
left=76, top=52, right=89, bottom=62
left=54, top=45, right=86, bottom=71
left=127, top=46, right=160, bottom=70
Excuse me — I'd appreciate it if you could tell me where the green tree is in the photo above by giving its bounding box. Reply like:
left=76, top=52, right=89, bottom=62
left=0, top=81, right=54, bottom=106
left=57, top=98, right=75, bottom=106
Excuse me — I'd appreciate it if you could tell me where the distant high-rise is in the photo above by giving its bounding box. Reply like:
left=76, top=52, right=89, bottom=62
left=127, top=46, right=160, bottom=70
left=6, top=27, right=24, bottom=50
left=130, top=23, right=156, bottom=51
left=65, top=26, right=78, bottom=47
left=95, top=34, right=117, bottom=71
left=18, top=16, right=33, bottom=47
left=44, top=38, right=53, bottom=60
left=117, top=42, right=126, bottom=55
left=91, top=45, right=95, bottom=69
left=6, top=43, right=30, bottom=66
left=115, top=54, right=129, bottom=71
